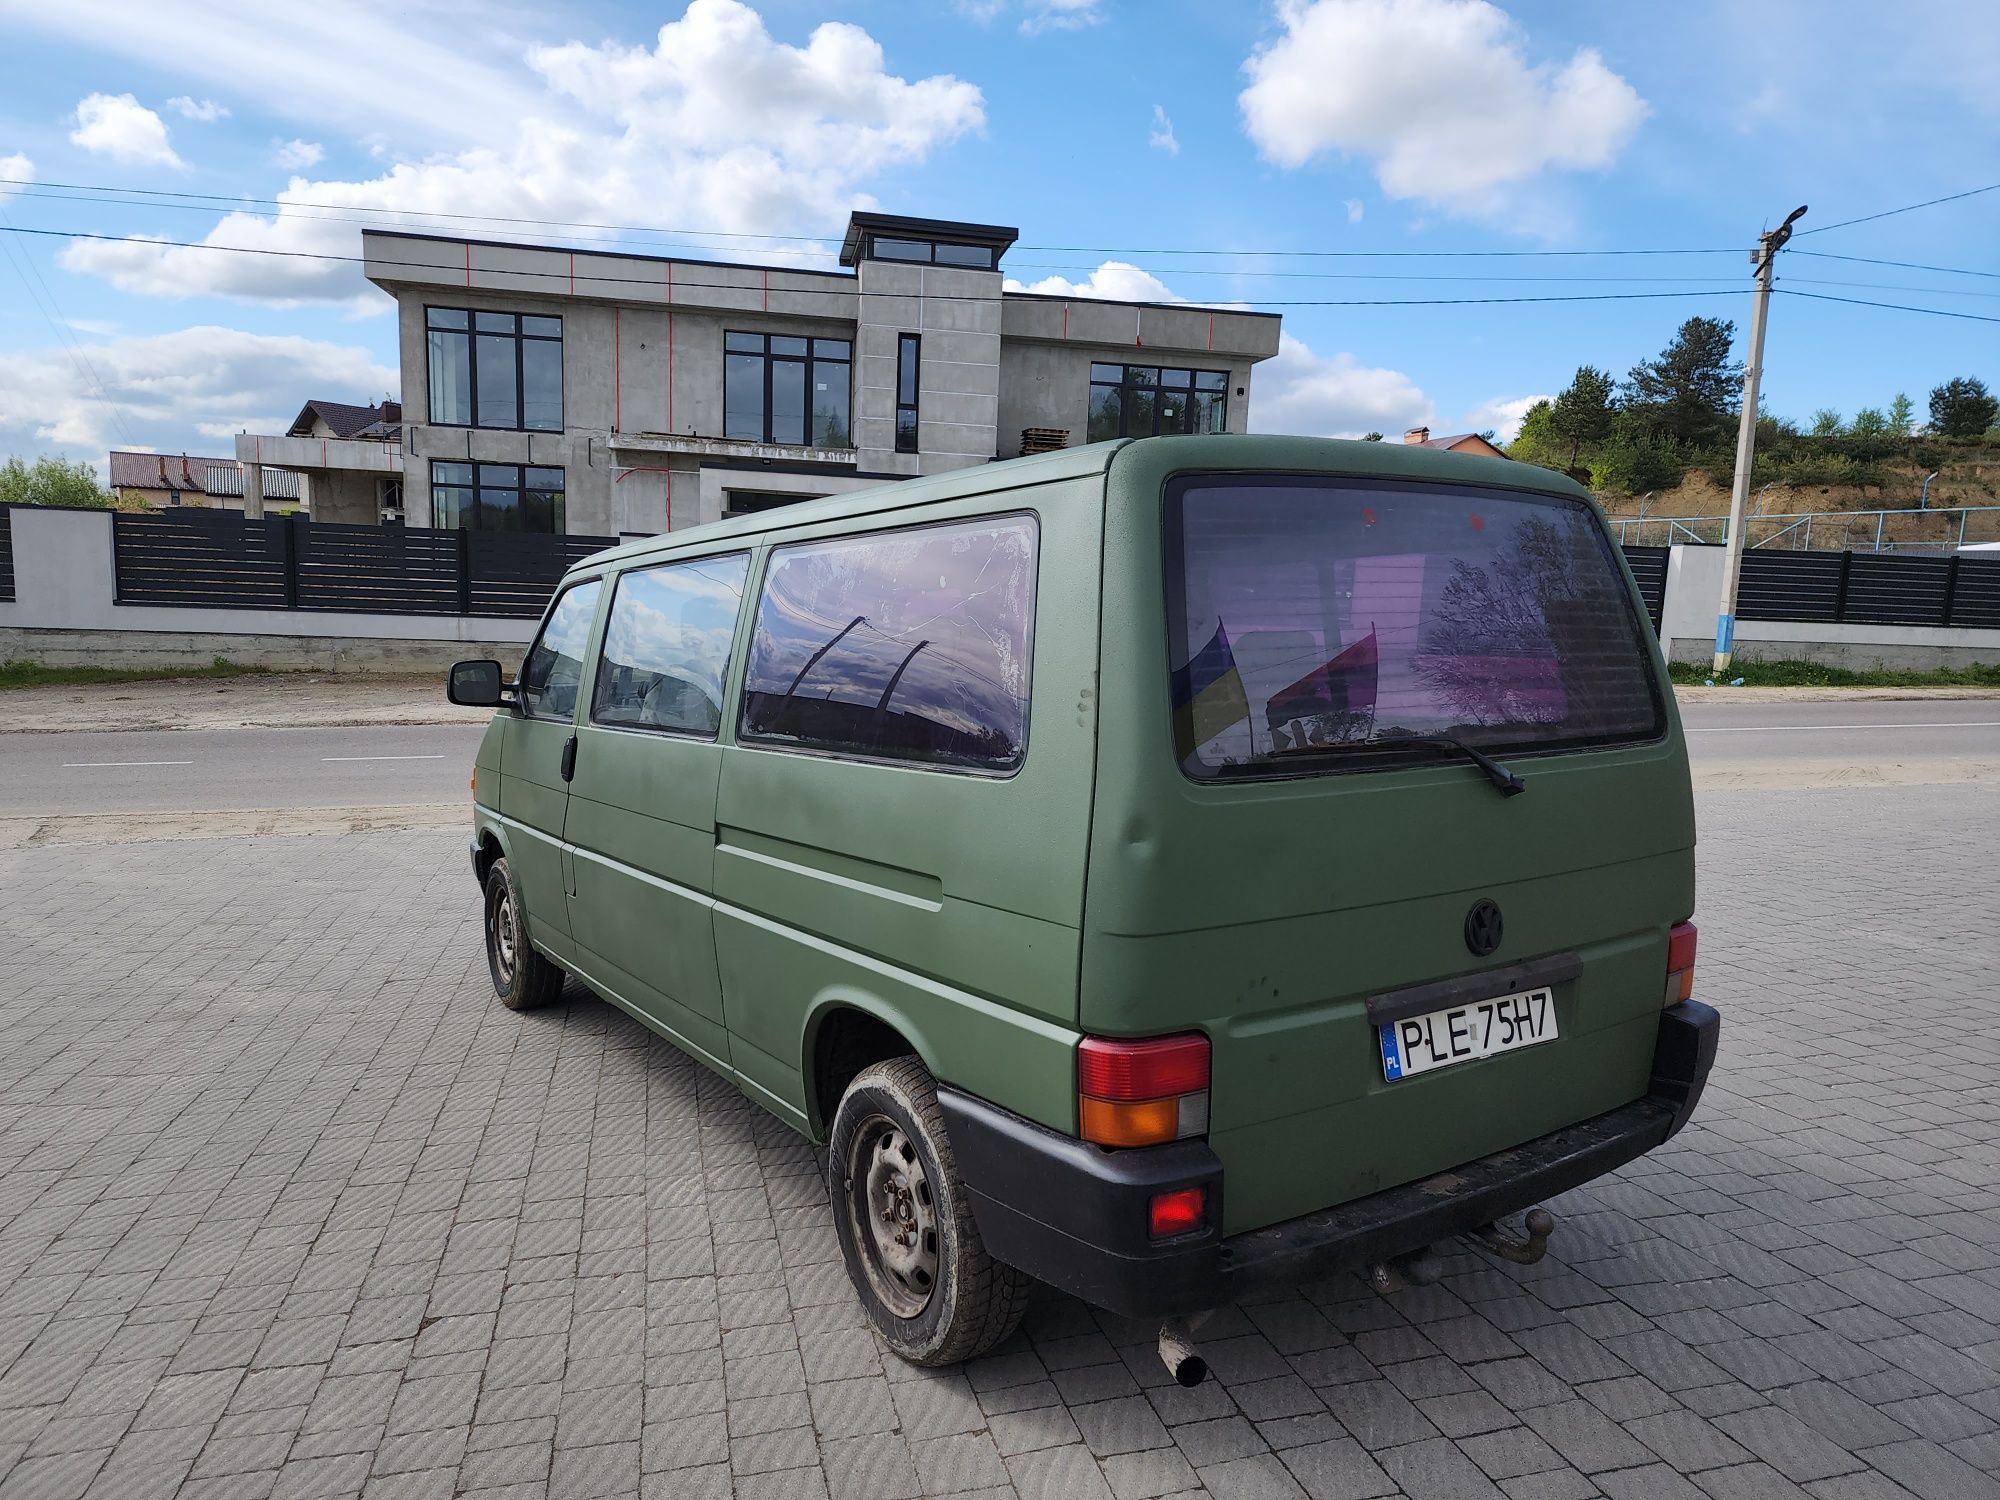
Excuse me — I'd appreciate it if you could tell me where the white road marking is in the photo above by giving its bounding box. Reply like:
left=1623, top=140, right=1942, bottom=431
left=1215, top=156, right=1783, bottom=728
left=320, top=754, right=448, bottom=762
left=62, top=760, right=194, bottom=768
left=1687, top=722, right=2000, bottom=733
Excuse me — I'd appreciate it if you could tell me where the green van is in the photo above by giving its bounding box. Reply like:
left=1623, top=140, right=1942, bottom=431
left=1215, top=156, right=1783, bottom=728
left=448, top=435, right=1717, bottom=1376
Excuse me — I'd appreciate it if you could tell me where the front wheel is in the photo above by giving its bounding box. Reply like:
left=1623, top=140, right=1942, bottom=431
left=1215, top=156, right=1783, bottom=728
left=829, top=1057, right=1029, bottom=1365
left=483, top=857, right=565, bottom=1011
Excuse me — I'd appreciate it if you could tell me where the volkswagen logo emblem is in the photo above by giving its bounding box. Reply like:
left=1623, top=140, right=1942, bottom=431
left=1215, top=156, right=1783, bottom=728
left=1464, top=899, right=1504, bottom=957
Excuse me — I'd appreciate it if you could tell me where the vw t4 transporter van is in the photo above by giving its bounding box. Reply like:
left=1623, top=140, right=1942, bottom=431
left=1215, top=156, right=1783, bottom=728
left=448, top=435, right=1717, bottom=1374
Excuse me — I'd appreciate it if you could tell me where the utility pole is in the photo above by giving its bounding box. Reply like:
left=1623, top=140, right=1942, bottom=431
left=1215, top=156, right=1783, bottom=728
left=1715, top=204, right=1808, bottom=675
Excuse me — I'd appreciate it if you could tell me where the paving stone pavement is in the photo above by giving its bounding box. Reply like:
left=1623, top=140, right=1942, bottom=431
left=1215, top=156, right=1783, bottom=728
left=1, top=783, right=1997, bottom=1500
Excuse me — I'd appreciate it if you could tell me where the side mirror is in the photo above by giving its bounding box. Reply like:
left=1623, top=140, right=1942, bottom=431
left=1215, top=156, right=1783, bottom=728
left=447, top=659, right=507, bottom=707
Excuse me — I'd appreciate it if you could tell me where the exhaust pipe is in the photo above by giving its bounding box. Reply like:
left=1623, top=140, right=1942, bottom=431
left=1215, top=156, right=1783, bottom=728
left=1157, top=1318, right=1209, bottom=1387
left=1367, top=1247, right=1445, bottom=1295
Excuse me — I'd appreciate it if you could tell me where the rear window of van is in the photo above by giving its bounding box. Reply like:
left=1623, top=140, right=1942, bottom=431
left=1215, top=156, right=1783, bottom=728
left=1165, top=476, right=1662, bottom=780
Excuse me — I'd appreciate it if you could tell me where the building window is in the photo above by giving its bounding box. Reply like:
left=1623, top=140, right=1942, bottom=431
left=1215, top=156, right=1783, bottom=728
left=425, top=307, right=562, bottom=432
left=739, top=515, right=1038, bottom=773
left=863, top=235, right=998, bottom=271
left=430, top=461, right=565, bottom=532
left=895, top=334, right=920, bottom=454
left=723, top=332, right=851, bottom=448
left=1087, top=365, right=1229, bottom=443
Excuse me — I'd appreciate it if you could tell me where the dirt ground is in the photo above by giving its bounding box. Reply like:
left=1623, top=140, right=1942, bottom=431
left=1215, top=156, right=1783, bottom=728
left=0, top=673, right=493, bottom=734
left=2, top=671, right=1997, bottom=736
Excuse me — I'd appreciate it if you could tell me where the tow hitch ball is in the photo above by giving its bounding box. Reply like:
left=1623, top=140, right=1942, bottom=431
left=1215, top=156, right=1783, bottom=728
left=1469, top=1206, right=1557, bottom=1266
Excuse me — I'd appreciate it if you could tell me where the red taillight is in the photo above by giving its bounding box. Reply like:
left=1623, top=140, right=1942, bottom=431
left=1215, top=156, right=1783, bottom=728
left=1078, top=1034, right=1210, bottom=1099
left=1077, top=1033, right=1211, bottom=1148
left=1665, top=920, right=1697, bottom=1006
left=1148, top=1187, right=1206, bottom=1239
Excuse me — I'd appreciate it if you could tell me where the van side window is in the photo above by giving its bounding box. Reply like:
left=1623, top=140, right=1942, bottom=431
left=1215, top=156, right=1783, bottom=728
left=519, top=579, right=601, bottom=721
left=591, top=554, right=750, bottom=738
left=739, top=516, right=1037, bottom=772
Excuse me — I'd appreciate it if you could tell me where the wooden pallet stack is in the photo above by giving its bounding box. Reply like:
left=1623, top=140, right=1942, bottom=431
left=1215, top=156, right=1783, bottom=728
left=1020, top=427, right=1070, bottom=456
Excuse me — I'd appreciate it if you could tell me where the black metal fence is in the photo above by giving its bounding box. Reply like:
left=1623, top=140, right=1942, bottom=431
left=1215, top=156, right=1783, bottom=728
left=1620, top=544, right=1668, bottom=631
left=1734, top=547, right=2000, bottom=630
left=0, top=507, right=14, bottom=605
left=112, top=510, right=616, bottom=619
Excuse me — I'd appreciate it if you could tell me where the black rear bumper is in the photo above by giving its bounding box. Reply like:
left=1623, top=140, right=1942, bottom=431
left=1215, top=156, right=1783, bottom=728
left=940, top=1000, right=1719, bottom=1319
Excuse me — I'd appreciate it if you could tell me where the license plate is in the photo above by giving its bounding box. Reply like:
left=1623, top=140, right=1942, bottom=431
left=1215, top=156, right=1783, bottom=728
left=1379, top=986, right=1558, bottom=1080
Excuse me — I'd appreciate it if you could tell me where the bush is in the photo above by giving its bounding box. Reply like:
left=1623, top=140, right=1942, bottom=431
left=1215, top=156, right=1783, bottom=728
left=0, top=455, right=112, bottom=508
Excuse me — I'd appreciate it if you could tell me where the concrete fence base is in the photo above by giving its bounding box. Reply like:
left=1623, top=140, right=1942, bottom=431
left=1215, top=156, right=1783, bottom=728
left=1, top=506, right=536, bottom=674
left=0, top=626, right=528, bottom=674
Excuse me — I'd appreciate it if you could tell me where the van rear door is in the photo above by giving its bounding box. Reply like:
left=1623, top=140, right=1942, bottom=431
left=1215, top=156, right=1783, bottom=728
left=1083, top=453, right=1693, bottom=1237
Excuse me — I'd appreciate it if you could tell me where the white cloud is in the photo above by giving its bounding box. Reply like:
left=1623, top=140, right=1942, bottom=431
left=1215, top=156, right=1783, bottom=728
left=954, top=0, right=1101, bottom=34
left=1240, top=0, right=1647, bottom=220
left=0, top=326, right=395, bottom=457
left=68, top=92, right=185, bottom=168
left=1344, top=198, right=1365, bottom=224
left=1250, top=333, right=1433, bottom=438
left=1149, top=105, right=1179, bottom=155
left=1020, top=0, right=1102, bottom=35
left=1006, top=260, right=1183, bottom=303
left=273, top=139, right=325, bottom=169
left=167, top=96, right=229, bottom=122
left=1460, top=393, right=1549, bottom=444
left=0, top=153, right=31, bottom=201
left=58, top=0, right=984, bottom=307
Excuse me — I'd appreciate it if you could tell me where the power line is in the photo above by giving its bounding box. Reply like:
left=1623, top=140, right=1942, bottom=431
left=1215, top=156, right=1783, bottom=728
left=1775, top=287, right=2000, bottom=325
left=0, top=174, right=1741, bottom=261
left=1783, top=275, right=2000, bottom=301
left=1792, top=249, right=2000, bottom=281
left=0, top=185, right=1759, bottom=283
left=0, top=205, right=139, bottom=447
left=0, top=223, right=1756, bottom=312
left=1793, top=179, right=2000, bottom=238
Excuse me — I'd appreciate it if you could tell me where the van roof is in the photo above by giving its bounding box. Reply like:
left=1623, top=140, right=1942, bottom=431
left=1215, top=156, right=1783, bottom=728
left=580, top=435, right=1583, bottom=573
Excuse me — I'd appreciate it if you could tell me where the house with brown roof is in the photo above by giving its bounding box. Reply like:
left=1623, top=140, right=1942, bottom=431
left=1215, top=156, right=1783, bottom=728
left=1403, top=426, right=1508, bottom=460
left=107, top=451, right=303, bottom=511
left=232, top=397, right=406, bottom=525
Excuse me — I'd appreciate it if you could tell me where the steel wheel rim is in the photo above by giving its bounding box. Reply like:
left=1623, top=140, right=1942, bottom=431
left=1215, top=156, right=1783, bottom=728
left=846, top=1113, right=939, bottom=1319
left=488, top=884, right=517, bottom=988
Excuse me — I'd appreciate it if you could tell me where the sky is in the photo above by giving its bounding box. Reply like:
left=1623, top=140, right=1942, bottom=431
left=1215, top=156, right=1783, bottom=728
left=1, top=0, right=1997, bottom=472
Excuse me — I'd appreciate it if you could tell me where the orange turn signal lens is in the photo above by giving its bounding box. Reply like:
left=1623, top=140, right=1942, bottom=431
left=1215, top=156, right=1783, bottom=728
left=1078, top=1096, right=1181, bottom=1148
left=1665, top=920, right=1697, bottom=1007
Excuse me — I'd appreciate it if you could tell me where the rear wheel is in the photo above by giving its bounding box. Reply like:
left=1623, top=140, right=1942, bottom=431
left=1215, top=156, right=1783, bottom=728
left=483, top=857, right=565, bottom=1011
left=829, top=1056, right=1029, bottom=1365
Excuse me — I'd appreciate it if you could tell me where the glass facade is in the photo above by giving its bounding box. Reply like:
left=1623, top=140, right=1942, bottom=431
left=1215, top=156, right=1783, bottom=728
left=426, top=307, right=562, bottom=432
left=723, top=332, right=851, bottom=448
left=1087, top=364, right=1229, bottom=443
left=430, top=461, right=565, bottom=533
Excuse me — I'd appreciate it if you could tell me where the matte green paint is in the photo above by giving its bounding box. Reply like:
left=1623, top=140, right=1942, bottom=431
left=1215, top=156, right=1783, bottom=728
left=1085, top=437, right=1693, bottom=1234
left=469, top=435, right=1694, bottom=1239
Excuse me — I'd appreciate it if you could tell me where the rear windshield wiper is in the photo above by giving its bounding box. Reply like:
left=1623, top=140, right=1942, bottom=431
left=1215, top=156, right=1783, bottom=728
left=1272, top=732, right=1527, bottom=797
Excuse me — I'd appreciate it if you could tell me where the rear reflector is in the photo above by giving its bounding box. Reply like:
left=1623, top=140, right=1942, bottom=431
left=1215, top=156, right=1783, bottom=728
left=1665, top=920, right=1697, bottom=1006
left=1148, top=1187, right=1206, bottom=1239
left=1078, top=1032, right=1211, bottom=1148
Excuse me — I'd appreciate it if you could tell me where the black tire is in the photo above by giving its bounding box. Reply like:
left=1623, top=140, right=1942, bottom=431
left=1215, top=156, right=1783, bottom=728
left=483, top=857, right=565, bottom=1012
left=829, top=1056, right=1030, bottom=1366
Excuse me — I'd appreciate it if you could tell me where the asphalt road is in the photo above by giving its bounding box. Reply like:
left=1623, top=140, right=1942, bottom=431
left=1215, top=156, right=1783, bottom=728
left=1679, top=696, right=2000, bottom=768
left=2, top=698, right=1996, bottom=817
left=0, top=723, right=485, bottom=816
